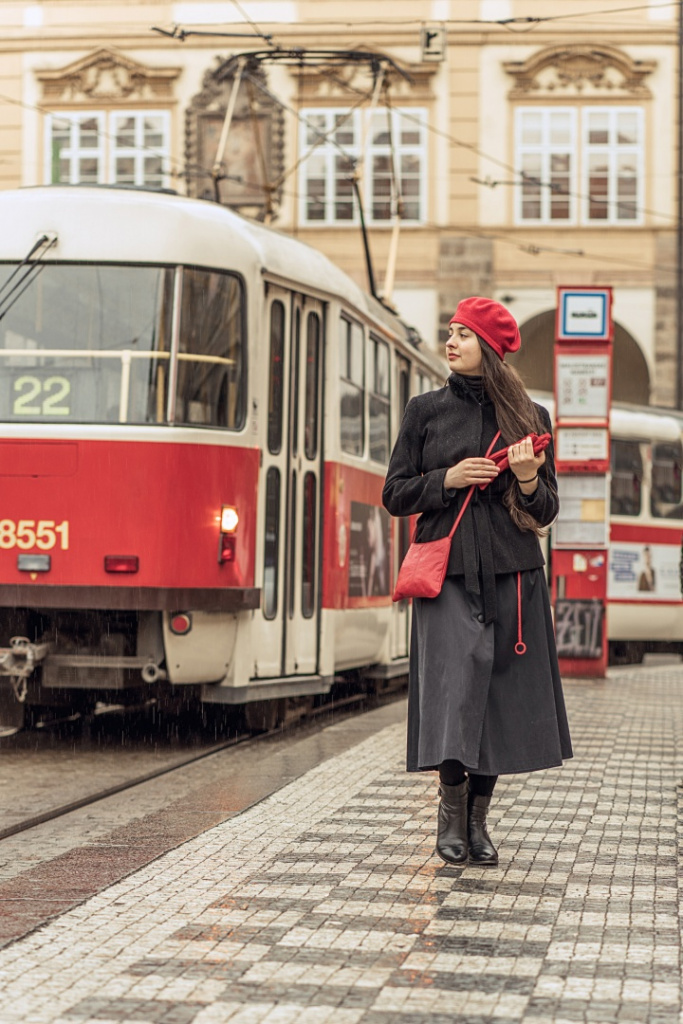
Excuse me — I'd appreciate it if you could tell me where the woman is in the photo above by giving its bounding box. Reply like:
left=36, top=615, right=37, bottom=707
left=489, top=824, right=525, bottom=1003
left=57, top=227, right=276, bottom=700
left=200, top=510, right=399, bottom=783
left=382, top=297, right=572, bottom=867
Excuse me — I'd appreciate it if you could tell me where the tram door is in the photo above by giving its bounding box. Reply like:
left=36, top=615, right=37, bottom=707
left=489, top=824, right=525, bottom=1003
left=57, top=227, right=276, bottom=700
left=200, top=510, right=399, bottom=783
left=283, top=295, right=324, bottom=675
left=255, top=287, right=323, bottom=681
left=390, top=354, right=412, bottom=659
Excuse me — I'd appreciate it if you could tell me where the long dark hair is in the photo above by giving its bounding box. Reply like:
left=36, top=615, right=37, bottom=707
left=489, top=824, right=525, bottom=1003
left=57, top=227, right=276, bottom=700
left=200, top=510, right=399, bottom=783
left=478, top=338, right=551, bottom=536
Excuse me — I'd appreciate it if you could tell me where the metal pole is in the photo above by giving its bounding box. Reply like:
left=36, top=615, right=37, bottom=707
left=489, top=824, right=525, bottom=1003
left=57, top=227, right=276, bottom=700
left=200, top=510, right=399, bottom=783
left=211, top=57, right=246, bottom=202
left=677, top=1, right=683, bottom=407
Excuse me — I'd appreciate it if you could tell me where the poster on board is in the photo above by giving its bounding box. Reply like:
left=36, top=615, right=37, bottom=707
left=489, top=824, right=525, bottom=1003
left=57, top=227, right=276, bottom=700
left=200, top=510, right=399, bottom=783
left=556, top=354, right=610, bottom=419
left=608, top=542, right=682, bottom=601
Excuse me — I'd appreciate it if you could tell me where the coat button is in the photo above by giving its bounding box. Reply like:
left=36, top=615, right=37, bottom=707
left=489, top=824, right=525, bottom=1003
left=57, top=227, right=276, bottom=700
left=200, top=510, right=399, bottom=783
left=476, top=612, right=485, bottom=623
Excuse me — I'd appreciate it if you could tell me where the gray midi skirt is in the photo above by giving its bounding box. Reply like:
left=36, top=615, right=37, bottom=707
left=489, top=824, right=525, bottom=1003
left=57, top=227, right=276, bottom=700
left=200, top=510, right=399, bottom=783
left=407, top=569, right=573, bottom=775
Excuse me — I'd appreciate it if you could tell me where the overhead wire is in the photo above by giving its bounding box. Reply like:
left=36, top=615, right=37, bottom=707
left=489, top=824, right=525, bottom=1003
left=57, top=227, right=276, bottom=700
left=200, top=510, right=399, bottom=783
left=146, top=7, right=681, bottom=226
left=180, top=2, right=676, bottom=30
left=227, top=0, right=276, bottom=46
left=0, top=85, right=317, bottom=205
left=455, top=226, right=676, bottom=275
left=299, top=58, right=677, bottom=226
left=3, top=4, right=679, bottom=274
left=243, top=50, right=679, bottom=272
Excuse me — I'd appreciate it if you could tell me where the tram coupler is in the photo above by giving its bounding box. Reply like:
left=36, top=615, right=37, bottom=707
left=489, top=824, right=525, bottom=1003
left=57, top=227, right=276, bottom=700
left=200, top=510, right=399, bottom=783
left=0, top=637, right=48, bottom=736
left=0, top=636, right=50, bottom=687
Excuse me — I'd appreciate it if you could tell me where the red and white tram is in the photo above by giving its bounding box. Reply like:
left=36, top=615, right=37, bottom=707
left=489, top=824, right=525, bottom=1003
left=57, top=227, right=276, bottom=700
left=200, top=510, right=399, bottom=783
left=0, top=185, right=444, bottom=733
left=604, top=403, right=683, bottom=660
left=535, top=395, right=683, bottom=663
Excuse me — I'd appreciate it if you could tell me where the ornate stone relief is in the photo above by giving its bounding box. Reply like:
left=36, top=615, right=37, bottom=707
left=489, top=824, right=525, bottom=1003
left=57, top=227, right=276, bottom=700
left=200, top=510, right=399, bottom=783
left=504, top=45, right=656, bottom=99
left=293, top=59, right=437, bottom=104
left=184, top=61, right=285, bottom=218
left=37, top=49, right=181, bottom=104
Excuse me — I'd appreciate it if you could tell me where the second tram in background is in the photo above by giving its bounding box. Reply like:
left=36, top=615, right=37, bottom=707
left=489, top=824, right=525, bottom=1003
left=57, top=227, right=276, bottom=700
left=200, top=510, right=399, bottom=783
left=0, top=185, right=443, bottom=734
left=532, top=396, right=683, bottom=664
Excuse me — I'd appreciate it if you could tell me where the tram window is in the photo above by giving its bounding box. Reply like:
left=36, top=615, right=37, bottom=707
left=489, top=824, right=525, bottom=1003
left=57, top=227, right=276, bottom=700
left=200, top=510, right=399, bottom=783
left=397, top=356, right=411, bottom=415
left=267, top=300, right=285, bottom=454
left=339, top=316, right=365, bottom=456
left=176, top=268, right=245, bottom=430
left=369, top=336, right=390, bottom=464
left=291, top=307, right=301, bottom=455
left=651, top=441, right=683, bottom=519
left=0, top=263, right=173, bottom=424
left=288, top=470, right=297, bottom=619
left=263, top=467, right=281, bottom=620
left=610, top=440, right=643, bottom=516
left=304, top=312, right=320, bottom=460
left=302, top=471, right=317, bottom=618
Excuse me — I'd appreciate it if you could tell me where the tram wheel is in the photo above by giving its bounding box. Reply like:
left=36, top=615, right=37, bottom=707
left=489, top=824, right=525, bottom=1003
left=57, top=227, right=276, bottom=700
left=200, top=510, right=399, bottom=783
left=243, top=698, right=286, bottom=733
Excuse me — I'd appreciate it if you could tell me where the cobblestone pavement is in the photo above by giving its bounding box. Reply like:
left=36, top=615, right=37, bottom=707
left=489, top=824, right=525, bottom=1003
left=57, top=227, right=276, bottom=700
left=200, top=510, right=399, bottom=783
left=1, top=665, right=683, bottom=1024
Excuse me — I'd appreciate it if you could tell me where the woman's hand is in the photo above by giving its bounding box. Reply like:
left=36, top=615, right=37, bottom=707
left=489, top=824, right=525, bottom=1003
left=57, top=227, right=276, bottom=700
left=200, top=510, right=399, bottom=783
left=444, top=458, right=499, bottom=490
left=508, top=436, right=545, bottom=490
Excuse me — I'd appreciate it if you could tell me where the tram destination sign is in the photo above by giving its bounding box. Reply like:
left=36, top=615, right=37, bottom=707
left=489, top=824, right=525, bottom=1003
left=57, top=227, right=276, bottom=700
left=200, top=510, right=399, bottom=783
left=556, top=286, right=613, bottom=343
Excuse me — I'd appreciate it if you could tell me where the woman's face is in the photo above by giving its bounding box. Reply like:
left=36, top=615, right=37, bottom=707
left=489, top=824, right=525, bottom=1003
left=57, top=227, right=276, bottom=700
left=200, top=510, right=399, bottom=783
left=446, top=323, right=483, bottom=376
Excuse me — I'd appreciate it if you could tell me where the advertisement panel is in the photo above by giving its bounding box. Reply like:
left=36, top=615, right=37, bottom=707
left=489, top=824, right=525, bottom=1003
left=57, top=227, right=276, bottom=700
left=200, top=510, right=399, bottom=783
left=608, top=542, right=681, bottom=601
left=348, top=502, right=390, bottom=597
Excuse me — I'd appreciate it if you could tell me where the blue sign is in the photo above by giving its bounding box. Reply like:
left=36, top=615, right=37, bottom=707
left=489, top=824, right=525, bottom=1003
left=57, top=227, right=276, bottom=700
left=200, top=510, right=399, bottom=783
left=556, top=287, right=612, bottom=342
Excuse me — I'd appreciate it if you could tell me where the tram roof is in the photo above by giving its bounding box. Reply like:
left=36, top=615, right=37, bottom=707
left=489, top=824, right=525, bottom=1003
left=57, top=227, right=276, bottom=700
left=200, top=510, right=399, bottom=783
left=0, top=185, right=438, bottom=359
left=533, top=392, right=683, bottom=442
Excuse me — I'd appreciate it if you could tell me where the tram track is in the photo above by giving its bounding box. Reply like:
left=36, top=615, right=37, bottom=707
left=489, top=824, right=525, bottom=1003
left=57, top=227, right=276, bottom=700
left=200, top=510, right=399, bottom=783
left=0, top=688, right=393, bottom=843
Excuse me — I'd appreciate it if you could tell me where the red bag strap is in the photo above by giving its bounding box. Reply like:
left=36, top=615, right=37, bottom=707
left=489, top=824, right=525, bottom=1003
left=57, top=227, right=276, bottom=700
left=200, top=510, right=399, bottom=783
left=447, top=430, right=501, bottom=540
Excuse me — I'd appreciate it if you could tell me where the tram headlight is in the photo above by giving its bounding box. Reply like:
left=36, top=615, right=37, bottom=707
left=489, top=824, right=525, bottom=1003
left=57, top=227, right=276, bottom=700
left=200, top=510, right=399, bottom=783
left=220, top=505, right=239, bottom=533
left=219, top=505, right=239, bottom=563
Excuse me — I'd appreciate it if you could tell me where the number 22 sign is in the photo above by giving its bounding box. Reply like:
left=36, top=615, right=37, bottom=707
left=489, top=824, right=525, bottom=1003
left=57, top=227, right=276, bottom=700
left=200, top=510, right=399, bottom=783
left=12, top=375, right=71, bottom=417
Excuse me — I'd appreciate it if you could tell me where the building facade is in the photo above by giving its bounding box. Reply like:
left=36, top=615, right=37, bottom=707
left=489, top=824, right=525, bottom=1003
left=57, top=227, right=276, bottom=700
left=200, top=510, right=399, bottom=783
left=0, top=0, right=678, bottom=404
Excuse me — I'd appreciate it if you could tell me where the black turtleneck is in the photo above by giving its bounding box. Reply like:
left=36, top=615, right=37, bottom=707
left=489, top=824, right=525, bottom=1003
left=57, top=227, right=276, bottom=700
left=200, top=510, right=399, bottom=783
left=450, top=372, right=487, bottom=405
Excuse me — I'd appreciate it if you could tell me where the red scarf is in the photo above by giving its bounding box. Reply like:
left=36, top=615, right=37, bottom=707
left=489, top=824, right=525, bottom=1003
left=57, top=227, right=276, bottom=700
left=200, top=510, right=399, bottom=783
left=478, top=432, right=551, bottom=490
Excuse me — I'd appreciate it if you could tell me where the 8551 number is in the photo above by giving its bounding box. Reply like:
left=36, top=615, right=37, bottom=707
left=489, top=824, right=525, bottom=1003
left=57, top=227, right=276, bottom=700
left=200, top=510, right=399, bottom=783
left=0, top=520, right=69, bottom=550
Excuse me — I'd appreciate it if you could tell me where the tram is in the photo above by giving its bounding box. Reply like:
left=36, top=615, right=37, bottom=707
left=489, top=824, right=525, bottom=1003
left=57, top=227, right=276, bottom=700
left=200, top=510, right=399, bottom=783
left=0, top=185, right=445, bottom=734
left=531, top=395, right=683, bottom=663
left=600, top=402, right=683, bottom=660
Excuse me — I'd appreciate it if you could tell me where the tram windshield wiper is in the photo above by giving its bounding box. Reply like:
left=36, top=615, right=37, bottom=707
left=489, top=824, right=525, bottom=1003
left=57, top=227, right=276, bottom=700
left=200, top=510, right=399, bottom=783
left=0, top=234, right=58, bottom=324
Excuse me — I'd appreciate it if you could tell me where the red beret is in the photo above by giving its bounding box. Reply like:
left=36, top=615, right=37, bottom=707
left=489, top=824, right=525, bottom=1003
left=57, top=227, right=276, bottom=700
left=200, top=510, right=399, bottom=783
left=449, top=297, right=521, bottom=360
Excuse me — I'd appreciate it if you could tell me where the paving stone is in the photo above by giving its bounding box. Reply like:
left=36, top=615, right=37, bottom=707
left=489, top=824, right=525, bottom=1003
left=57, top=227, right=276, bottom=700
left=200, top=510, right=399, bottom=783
left=1, top=667, right=683, bottom=1022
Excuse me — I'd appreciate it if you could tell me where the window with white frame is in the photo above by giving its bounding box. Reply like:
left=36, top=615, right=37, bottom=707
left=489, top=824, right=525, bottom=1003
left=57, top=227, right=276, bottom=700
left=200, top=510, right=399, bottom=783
left=300, top=107, right=426, bottom=225
left=46, top=111, right=171, bottom=188
left=516, top=106, right=643, bottom=225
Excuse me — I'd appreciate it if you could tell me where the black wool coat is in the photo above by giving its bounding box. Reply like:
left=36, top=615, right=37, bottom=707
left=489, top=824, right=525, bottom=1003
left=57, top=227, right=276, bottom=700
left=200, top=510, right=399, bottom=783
left=382, top=374, right=559, bottom=622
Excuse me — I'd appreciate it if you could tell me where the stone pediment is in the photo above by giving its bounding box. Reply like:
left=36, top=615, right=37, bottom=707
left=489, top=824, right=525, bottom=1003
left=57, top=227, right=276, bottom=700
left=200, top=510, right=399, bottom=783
left=37, top=49, right=181, bottom=104
left=291, top=55, right=437, bottom=103
left=504, top=45, right=656, bottom=99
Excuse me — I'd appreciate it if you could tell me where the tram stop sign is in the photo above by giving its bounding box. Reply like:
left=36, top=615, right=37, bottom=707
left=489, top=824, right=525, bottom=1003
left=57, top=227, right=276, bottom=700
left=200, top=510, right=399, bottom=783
left=556, top=286, right=613, bottom=343
left=552, top=285, right=613, bottom=679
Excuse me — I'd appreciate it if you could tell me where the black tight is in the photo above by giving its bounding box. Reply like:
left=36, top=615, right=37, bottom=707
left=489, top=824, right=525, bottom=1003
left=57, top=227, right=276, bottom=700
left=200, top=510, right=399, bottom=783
left=439, top=759, right=497, bottom=797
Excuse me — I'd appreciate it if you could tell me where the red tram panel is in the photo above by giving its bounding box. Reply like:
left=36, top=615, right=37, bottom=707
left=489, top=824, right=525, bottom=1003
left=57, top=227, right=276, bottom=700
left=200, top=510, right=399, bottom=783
left=0, top=439, right=259, bottom=604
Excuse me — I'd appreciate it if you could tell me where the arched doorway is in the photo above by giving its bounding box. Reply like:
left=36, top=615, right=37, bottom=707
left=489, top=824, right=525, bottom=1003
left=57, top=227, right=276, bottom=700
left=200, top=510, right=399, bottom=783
left=508, top=309, right=650, bottom=404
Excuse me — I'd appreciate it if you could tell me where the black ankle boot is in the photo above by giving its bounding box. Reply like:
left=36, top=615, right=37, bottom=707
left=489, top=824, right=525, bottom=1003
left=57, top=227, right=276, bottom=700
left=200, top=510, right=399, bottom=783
left=467, top=793, right=498, bottom=865
left=435, top=781, right=468, bottom=865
